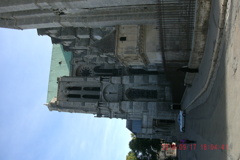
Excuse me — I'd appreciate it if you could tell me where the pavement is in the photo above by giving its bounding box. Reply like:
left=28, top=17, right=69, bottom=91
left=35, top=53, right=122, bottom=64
left=178, top=0, right=240, bottom=159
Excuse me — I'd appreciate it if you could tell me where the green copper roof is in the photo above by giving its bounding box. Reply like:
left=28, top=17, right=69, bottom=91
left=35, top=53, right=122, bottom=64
left=47, top=44, right=72, bottom=102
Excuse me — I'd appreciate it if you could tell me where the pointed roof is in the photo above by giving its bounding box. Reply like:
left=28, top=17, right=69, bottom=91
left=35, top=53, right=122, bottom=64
left=46, top=44, right=72, bottom=102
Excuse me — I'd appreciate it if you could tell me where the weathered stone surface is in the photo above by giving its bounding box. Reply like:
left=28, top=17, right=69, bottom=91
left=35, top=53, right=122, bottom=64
left=76, top=28, right=90, bottom=39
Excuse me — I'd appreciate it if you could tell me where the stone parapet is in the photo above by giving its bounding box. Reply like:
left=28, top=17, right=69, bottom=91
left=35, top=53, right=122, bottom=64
left=184, top=0, right=211, bottom=85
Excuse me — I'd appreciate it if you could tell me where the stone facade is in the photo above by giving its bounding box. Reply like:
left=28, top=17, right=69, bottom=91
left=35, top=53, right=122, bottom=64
left=38, top=25, right=164, bottom=69
left=0, top=0, right=197, bottom=140
left=47, top=75, right=177, bottom=140
left=0, top=0, right=158, bottom=29
left=42, top=24, right=178, bottom=141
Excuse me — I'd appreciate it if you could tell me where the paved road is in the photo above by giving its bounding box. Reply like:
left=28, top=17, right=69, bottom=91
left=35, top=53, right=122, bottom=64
left=179, top=0, right=240, bottom=159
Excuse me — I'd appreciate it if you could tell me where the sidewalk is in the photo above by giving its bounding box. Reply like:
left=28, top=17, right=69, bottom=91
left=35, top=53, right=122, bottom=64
left=182, top=0, right=228, bottom=112
left=179, top=0, right=240, bottom=159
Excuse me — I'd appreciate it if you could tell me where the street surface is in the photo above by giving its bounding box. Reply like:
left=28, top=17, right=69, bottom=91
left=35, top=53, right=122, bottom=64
left=178, top=0, right=240, bottom=159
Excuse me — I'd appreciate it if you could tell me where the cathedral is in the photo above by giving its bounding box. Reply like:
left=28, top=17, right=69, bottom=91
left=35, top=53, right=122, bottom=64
left=0, top=0, right=196, bottom=141
left=44, top=24, right=178, bottom=140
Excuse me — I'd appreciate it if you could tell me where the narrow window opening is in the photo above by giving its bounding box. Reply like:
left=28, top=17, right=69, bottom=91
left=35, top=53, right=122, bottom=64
left=126, top=89, right=157, bottom=99
left=67, top=94, right=81, bottom=98
left=67, top=87, right=82, bottom=90
left=83, top=87, right=100, bottom=91
left=82, top=95, right=100, bottom=99
left=52, top=8, right=66, bottom=16
left=120, top=37, right=126, bottom=41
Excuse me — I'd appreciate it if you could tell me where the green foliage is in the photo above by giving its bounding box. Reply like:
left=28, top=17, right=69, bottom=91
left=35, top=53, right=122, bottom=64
left=128, top=134, right=161, bottom=160
left=126, top=151, right=138, bottom=160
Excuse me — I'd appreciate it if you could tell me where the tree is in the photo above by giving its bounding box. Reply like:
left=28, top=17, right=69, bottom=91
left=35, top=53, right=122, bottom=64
left=128, top=134, right=161, bottom=160
left=126, top=151, right=138, bottom=160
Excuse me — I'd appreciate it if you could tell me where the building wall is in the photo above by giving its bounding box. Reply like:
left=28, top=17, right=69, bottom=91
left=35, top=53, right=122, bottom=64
left=0, top=1, right=158, bottom=29
left=47, top=74, right=177, bottom=139
left=38, top=25, right=164, bottom=77
left=41, top=24, right=178, bottom=140
left=0, top=1, right=193, bottom=140
left=115, top=25, right=162, bottom=66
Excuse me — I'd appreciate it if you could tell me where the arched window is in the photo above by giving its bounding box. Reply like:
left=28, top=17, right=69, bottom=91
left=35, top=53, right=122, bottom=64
left=67, top=94, right=81, bottom=98
left=83, top=87, right=100, bottom=91
left=93, top=66, right=121, bottom=76
left=128, top=68, right=158, bottom=75
left=153, top=119, right=175, bottom=128
left=126, top=89, right=157, bottom=100
left=82, top=95, right=100, bottom=99
left=67, top=87, right=82, bottom=90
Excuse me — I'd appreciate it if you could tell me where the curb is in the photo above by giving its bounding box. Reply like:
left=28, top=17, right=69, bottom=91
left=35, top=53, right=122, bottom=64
left=183, top=0, right=229, bottom=111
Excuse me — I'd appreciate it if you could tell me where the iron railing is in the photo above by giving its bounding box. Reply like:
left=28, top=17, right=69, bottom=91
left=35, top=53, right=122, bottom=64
left=158, top=0, right=196, bottom=71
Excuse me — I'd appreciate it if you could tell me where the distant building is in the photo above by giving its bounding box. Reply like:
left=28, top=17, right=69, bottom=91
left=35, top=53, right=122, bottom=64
left=0, top=0, right=197, bottom=141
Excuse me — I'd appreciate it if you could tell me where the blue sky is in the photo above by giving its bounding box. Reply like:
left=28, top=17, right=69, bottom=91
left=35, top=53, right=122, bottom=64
left=0, top=28, right=131, bottom=160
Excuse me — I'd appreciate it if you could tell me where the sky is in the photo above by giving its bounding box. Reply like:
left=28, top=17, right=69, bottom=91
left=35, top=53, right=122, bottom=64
left=0, top=28, right=132, bottom=160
